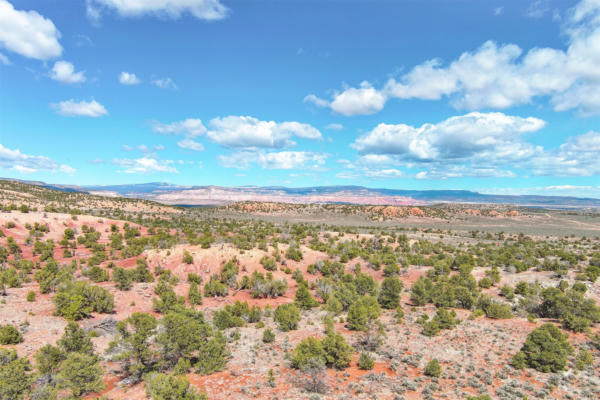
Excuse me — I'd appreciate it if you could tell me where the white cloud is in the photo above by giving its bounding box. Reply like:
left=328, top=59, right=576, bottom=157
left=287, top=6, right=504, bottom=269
left=257, top=151, right=327, bottom=169
left=308, top=0, right=600, bottom=115
left=152, top=118, right=206, bottom=137
left=303, top=94, right=330, bottom=108
left=0, top=143, right=75, bottom=174
left=177, top=138, right=204, bottom=151
left=352, top=112, right=545, bottom=161
left=527, top=0, right=551, bottom=18
left=206, top=115, right=322, bottom=149
left=152, top=77, right=177, bottom=89
left=86, top=0, right=228, bottom=21
left=0, top=52, right=9, bottom=65
left=119, top=71, right=141, bottom=85
left=365, top=168, right=403, bottom=178
left=325, top=123, right=343, bottom=131
left=345, top=115, right=600, bottom=179
left=0, top=0, right=62, bottom=60
left=219, top=150, right=328, bottom=170
left=49, top=61, right=86, bottom=84
left=527, top=131, right=600, bottom=176
left=494, top=7, right=504, bottom=16
left=111, top=157, right=178, bottom=174
left=51, top=99, right=108, bottom=117
left=153, top=116, right=322, bottom=151
left=415, top=166, right=516, bottom=180
left=74, top=34, right=94, bottom=47
left=123, top=144, right=165, bottom=154
left=59, top=164, right=76, bottom=175
left=330, top=82, right=386, bottom=116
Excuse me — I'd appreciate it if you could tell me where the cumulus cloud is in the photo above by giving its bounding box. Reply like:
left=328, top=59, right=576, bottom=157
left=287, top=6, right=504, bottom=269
left=177, top=138, right=204, bottom=151
left=152, top=116, right=322, bottom=151
left=111, top=157, right=178, bottom=174
left=152, top=118, right=206, bottom=137
left=0, top=0, right=62, bottom=60
left=219, top=150, right=328, bottom=170
left=206, top=116, right=322, bottom=149
left=49, top=61, right=86, bottom=84
left=119, top=71, right=141, bottom=85
left=352, top=112, right=545, bottom=161
left=152, top=77, right=177, bottom=89
left=344, top=113, right=600, bottom=179
left=306, top=82, right=386, bottom=116
left=86, top=0, right=228, bottom=21
left=415, top=166, right=516, bottom=180
left=527, top=131, right=600, bottom=176
left=308, top=0, right=600, bottom=115
left=0, top=143, right=75, bottom=174
left=51, top=99, right=108, bottom=117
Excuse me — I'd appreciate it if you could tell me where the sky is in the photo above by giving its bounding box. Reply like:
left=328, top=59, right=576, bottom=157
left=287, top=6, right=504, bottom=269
left=1, top=0, right=600, bottom=198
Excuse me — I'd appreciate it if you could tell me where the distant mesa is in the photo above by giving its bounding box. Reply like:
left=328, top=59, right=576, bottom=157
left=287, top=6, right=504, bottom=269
left=2, top=179, right=599, bottom=208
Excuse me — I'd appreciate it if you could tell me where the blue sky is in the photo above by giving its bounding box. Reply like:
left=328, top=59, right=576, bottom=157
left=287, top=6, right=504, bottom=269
left=1, top=0, right=599, bottom=198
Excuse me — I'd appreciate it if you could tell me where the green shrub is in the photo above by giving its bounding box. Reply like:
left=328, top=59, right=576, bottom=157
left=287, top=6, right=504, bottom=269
left=260, top=256, right=277, bottom=271
left=422, top=320, right=440, bottom=337
left=286, top=246, right=303, bottom=262
left=53, top=281, right=114, bottom=320
left=262, top=328, right=275, bottom=343
left=478, top=295, right=513, bottom=319
left=195, top=331, right=228, bottom=375
left=113, top=267, right=133, bottom=290
left=478, top=277, right=492, bottom=289
left=187, top=273, right=202, bottom=284
left=213, top=309, right=245, bottom=330
left=34, top=344, right=65, bottom=375
left=133, top=259, right=155, bottom=283
left=575, top=349, right=594, bottom=370
left=321, top=331, right=353, bottom=369
left=145, top=372, right=207, bottom=400
left=358, top=352, right=374, bottom=370
left=182, top=251, right=193, bottom=265
left=58, top=321, right=94, bottom=354
left=511, top=323, right=573, bottom=373
left=347, top=295, right=381, bottom=331
left=0, top=348, right=33, bottom=400
left=424, top=358, right=441, bottom=377
left=500, top=285, right=515, bottom=300
left=57, top=352, right=104, bottom=397
left=188, top=282, right=203, bottom=306
left=84, top=266, right=110, bottom=283
left=324, top=296, right=343, bottom=315
left=378, top=277, right=403, bottom=309
left=295, top=283, right=319, bottom=309
left=561, top=312, right=590, bottom=333
left=291, top=332, right=352, bottom=370
left=290, top=337, right=325, bottom=369
left=0, top=324, right=23, bottom=344
left=274, top=303, right=301, bottom=331
left=204, top=275, right=228, bottom=297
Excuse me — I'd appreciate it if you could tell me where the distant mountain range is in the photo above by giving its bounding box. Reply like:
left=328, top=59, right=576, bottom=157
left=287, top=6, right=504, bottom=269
left=4, top=179, right=599, bottom=208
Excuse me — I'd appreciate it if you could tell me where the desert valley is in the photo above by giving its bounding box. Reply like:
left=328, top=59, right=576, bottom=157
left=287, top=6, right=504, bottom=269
left=0, top=180, right=599, bottom=399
